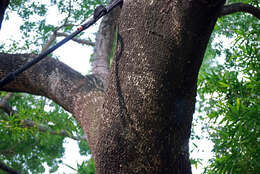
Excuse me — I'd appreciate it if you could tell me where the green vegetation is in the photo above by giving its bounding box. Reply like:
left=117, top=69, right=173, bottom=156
left=197, top=0, right=260, bottom=173
left=0, top=0, right=259, bottom=173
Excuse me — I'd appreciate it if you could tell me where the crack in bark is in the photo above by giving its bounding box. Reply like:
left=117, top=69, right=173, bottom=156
left=115, top=33, right=128, bottom=127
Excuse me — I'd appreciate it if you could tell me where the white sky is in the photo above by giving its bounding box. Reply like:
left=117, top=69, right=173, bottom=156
left=0, top=4, right=215, bottom=174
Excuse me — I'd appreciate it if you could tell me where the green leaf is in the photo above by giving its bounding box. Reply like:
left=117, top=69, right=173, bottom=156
left=218, top=81, right=230, bottom=88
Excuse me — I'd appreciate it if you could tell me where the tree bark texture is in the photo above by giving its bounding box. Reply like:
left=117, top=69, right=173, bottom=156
left=95, top=0, right=225, bottom=173
left=0, top=53, right=105, bottom=153
left=0, top=0, right=228, bottom=173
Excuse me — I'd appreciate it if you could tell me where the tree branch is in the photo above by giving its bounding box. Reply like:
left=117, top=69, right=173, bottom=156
left=0, top=53, right=103, bottom=114
left=21, top=119, right=87, bottom=141
left=0, top=53, right=105, bottom=150
left=56, top=32, right=95, bottom=46
left=41, top=32, right=57, bottom=53
left=91, top=4, right=121, bottom=88
left=219, top=3, right=260, bottom=19
left=0, top=161, right=20, bottom=174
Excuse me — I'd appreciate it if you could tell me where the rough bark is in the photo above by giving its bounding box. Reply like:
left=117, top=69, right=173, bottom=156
left=0, top=53, right=104, bottom=152
left=0, top=54, right=102, bottom=113
left=0, top=0, right=230, bottom=173
left=95, top=0, right=225, bottom=173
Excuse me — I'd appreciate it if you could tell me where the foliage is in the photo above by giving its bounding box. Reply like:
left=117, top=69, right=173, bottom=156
left=196, top=0, right=260, bottom=173
left=64, top=158, right=95, bottom=174
left=0, top=92, right=94, bottom=173
left=3, top=0, right=105, bottom=54
left=0, top=93, right=66, bottom=173
left=77, top=158, right=95, bottom=174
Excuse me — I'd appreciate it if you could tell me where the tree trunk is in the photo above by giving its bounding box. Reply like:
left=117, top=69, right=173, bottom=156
left=94, top=0, right=225, bottom=173
left=0, top=0, right=227, bottom=173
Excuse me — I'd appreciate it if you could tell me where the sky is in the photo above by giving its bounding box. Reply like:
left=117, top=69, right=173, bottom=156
left=0, top=3, right=217, bottom=174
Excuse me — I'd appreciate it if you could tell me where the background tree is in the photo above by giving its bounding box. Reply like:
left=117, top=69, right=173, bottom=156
left=0, top=0, right=259, bottom=173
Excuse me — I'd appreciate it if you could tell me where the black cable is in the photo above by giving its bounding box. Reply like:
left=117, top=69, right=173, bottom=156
left=0, top=0, right=123, bottom=88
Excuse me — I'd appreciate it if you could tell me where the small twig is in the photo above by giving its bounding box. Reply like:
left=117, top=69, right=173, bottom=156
left=41, top=23, right=73, bottom=52
left=21, top=119, right=87, bottom=141
left=41, top=21, right=92, bottom=52
left=56, top=32, right=95, bottom=46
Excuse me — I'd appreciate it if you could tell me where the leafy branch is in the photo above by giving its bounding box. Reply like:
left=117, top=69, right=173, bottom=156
left=21, top=119, right=87, bottom=141
left=0, top=93, right=86, bottom=141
